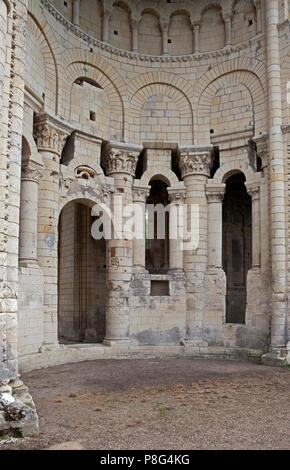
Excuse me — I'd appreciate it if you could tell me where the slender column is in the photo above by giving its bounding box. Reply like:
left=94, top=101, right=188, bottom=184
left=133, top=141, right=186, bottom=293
left=34, top=114, right=69, bottom=348
left=265, top=0, right=287, bottom=350
left=161, top=20, right=169, bottom=55
left=254, top=0, right=262, bottom=33
left=206, top=184, right=226, bottom=269
left=246, top=184, right=261, bottom=269
left=132, top=185, right=150, bottom=271
left=130, top=17, right=140, bottom=53
left=19, top=162, right=42, bottom=264
left=103, top=146, right=139, bottom=345
left=102, top=8, right=111, bottom=43
left=179, top=148, right=214, bottom=336
left=168, top=188, right=186, bottom=271
left=72, top=0, right=80, bottom=26
left=193, top=23, right=200, bottom=54
left=223, top=13, right=232, bottom=47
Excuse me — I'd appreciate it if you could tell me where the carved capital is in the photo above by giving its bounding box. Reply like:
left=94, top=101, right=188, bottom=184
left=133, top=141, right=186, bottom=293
left=206, top=189, right=225, bottom=203
left=33, top=113, right=71, bottom=156
left=179, top=148, right=214, bottom=178
left=130, top=17, right=141, bottom=31
left=133, top=185, right=150, bottom=203
left=168, top=188, right=186, bottom=204
left=253, top=134, right=268, bottom=168
left=246, top=184, right=260, bottom=201
left=21, top=161, right=42, bottom=184
left=103, top=150, right=139, bottom=177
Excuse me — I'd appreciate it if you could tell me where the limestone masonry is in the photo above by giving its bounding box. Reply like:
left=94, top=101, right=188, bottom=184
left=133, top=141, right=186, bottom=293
left=0, top=0, right=289, bottom=437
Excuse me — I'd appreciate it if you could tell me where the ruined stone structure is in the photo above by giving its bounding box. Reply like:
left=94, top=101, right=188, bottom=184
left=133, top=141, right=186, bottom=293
left=0, top=0, right=290, bottom=436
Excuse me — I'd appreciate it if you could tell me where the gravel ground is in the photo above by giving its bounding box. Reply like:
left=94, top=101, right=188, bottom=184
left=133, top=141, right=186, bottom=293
left=1, top=358, right=289, bottom=450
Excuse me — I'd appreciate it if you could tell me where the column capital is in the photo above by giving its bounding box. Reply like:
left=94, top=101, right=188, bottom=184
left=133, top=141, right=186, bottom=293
left=103, top=148, right=140, bottom=177
left=160, top=18, right=170, bottom=33
left=246, top=183, right=260, bottom=200
left=133, top=184, right=150, bottom=203
left=179, top=147, right=214, bottom=178
left=192, top=22, right=201, bottom=31
left=130, top=16, right=141, bottom=31
left=168, top=188, right=186, bottom=204
left=21, top=161, right=43, bottom=184
left=206, top=183, right=226, bottom=203
left=253, top=0, right=261, bottom=8
left=253, top=134, right=269, bottom=168
left=33, top=113, right=71, bottom=156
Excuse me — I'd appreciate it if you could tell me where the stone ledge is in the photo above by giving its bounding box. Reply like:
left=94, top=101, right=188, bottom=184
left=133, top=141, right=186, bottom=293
left=19, top=344, right=264, bottom=373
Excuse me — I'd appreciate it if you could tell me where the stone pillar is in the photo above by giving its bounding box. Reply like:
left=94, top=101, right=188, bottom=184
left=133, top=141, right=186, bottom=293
left=254, top=0, right=262, bottom=33
left=246, top=184, right=261, bottom=269
left=19, top=162, right=42, bottom=264
left=132, top=184, right=150, bottom=272
left=161, top=20, right=169, bottom=56
left=179, top=148, right=213, bottom=338
left=130, top=17, right=140, bottom=53
left=102, top=8, right=111, bottom=43
left=223, top=13, right=232, bottom=47
left=34, top=113, right=69, bottom=349
left=168, top=188, right=186, bottom=271
left=102, top=145, right=140, bottom=345
left=193, top=23, right=200, bottom=54
left=265, top=0, right=287, bottom=352
left=72, top=0, right=80, bottom=26
left=0, top=0, right=9, bottom=122
left=206, top=184, right=226, bottom=269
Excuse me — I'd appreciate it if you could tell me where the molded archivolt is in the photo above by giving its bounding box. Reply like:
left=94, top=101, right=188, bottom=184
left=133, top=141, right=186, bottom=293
left=61, top=51, right=126, bottom=141
left=127, top=72, right=194, bottom=145
left=26, top=3, right=60, bottom=115
left=194, top=59, right=267, bottom=145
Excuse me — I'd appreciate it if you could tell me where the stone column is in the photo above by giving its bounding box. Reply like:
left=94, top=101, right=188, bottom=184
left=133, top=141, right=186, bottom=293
left=168, top=188, right=186, bottom=271
left=132, top=184, right=150, bottom=272
left=179, top=148, right=214, bottom=338
left=102, top=8, right=111, bottom=43
left=265, top=0, right=287, bottom=352
left=223, top=13, right=232, bottom=47
left=246, top=184, right=261, bottom=269
left=34, top=113, right=69, bottom=349
left=161, top=20, right=169, bottom=56
left=72, top=0, right=80, bottom=26
left=206, top=184, right=226, bottom=269
left=0, top=0, right=9, bottom=122
left=19, top=162, right=42, bottom=264
left=102, top=145, right=140, bottom=346
left=193, top=23, right=200, bottom=54
left=254, top=0, right=262, bottom=33
left=130, top=17, right=140, bottom=53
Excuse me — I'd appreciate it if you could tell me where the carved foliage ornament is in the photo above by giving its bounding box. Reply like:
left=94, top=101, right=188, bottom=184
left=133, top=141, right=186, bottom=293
left=34, top=123, right=67, bottom=156
left=104, top=150, right=139, bottom=176
left=179, top=151, right=213, bottom=178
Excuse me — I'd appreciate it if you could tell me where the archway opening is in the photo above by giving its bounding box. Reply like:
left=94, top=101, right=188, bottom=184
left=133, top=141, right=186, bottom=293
left=145, top=179, right=170, bottom=274
left=222, top=173, right=252, bottom=324
left=58, top=200, right=107, bottom=343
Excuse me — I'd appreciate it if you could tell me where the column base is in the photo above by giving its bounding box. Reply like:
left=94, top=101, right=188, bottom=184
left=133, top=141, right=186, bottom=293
left=103, top=338, right=131, bottom=347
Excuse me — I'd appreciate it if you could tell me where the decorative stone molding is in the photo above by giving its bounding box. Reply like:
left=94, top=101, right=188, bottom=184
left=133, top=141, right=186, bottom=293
left=179, top=148, right=214, bottom=178
left=246, top=184, right=260, bottom=201
left=40, top=0, right=263, bottom=63
left=133, top=185, right=150, bottom=203
left=253, top=134, right=269, bottom=169
left=33, top=113, right=71, bottom=156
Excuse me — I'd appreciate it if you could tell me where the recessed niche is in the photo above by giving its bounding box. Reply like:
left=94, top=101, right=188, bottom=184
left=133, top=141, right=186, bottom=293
left=151, top=281, right=170, bottom=297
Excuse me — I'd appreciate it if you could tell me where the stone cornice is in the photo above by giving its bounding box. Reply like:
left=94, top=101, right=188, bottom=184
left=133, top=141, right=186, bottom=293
left=40, top=0, right=264, bottom=64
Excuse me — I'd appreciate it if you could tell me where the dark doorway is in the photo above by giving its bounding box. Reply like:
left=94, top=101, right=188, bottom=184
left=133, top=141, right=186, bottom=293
left=222, top=173, right=252, bottom=324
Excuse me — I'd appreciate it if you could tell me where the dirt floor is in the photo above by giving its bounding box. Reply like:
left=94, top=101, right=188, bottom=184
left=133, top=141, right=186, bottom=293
left=1, top=358, right=290, bottom=450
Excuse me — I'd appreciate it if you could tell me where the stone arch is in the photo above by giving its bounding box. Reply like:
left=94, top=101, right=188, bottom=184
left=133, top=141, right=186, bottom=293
left=141, top=168, right=179, bottom=187
left=139, top=9, right=162, bottom=56
left=200, top=3, right=225, bottom=52
left=61, top=51, right=126, bottom=141
left=168, top=10, right=193, bottom=55
left=213, top=161, right=256, bottom=184
left=110, top=1, right=132, bottom=51
left=195, top=65, right=267, bottom=145
left=26, top=12, right=59, bottom=115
